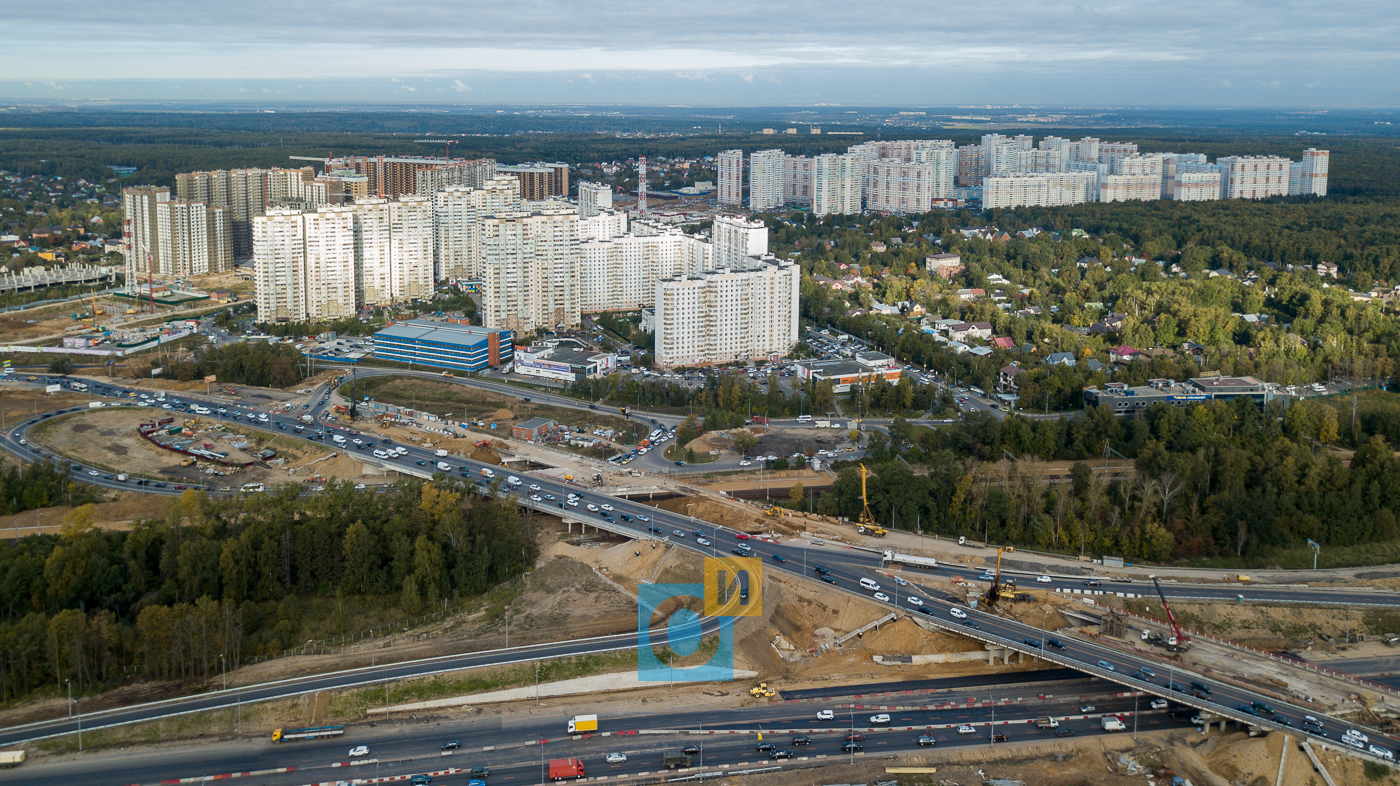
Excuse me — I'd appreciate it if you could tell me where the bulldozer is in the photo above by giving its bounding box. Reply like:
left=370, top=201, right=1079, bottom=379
left=749, top=683, right=776, bottom=698
left=763, top=506, right=782, bottom=517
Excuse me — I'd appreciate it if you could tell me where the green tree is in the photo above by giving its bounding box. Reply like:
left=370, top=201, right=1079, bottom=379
left=48, top=355, right=74, bottom=374
left=788, top=482, right=805, bottom=507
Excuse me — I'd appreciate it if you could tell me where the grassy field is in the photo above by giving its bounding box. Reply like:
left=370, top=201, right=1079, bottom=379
left=346, top=375, right=648, bottom=445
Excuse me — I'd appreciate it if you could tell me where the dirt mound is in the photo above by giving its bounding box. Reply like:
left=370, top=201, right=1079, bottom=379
left=859, top=617, right=981, bottom=654
left=686, top=430, right=732, bottom=454
left=470, top=446, right=502, bottom=464
left=489, top=408, right=516, bottom=421
left=653, top=496, right=769, bottom=533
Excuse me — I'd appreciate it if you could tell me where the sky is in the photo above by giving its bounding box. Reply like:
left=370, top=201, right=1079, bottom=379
left=2, top=1, right=1397, bottom=106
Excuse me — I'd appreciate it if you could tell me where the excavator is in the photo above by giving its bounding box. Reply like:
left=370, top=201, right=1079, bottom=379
left=854, top=464, right=887, bottom=537
left=981, top=546, right=1017, bottom=608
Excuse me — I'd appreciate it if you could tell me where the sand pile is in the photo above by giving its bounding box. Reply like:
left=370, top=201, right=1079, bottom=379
left=653, top=496, right=768, bottom=532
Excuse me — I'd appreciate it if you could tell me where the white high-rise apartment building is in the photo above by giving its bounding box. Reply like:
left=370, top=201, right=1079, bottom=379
left=578, top=182, right=613, bottom=218
left=580, top=229, right=709, bottom=313
left=1172, top=172, right=1223, bottom=202
left=433, top=176, right=522, bottom=280
left=1295, top=148, right=1329, bottom=196
left=122, top=186, right=169, bottom=285
left=812, top=153, right=861, bottom=216
left=300, top=206, right=358, bottom=322
left=783, top=155, right=814, bottom=205
left=253, top=209, right=308, bottom=323
left=1071, top=137, right=1100, bottom=163
left=712, top=215, right=768, bottom=270
left=480, top=208, right=581, bottom=334
left=982, top=172, right=1096, bottom=208
left=1099, top=174, right=1160, bottom=203
left=578, top=210, right=628, bottom=242
left=1097, top=142, right=1139, bottom=172
left=748, top=149, right=785, bottom=211
left=913, top=145, right=957, bottom=199
left=1014, top=148, right=1064, bottom=173
left=154, top=200, right=232, bottom=276
left=654, top=257, right=800, bottom=367
left=1219, top=156, right=1291, bottom=199
left=1039, top=136, right=1073, bottom=165
left=176, top=168, right=269, bottom=259
left=1161, top=153, right=1209, bottom=198
left=865, top=159, right=938, bottom=213
left=716, top=149, right=744, bottom=207
left=353, top=196, right=435, bottom=307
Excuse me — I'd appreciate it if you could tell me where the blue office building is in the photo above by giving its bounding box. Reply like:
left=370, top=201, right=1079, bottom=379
left=373, top=320, right=513, bottom=373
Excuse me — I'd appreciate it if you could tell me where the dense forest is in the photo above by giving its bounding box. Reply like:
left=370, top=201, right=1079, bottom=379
left=156, top=341, right=308, bottom=388
left=0, top=478, right=534, bottom=702
left=808, top=394, right=1400, bottom=566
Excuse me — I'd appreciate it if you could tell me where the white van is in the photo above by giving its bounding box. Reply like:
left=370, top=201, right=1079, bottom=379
left=859, top=578, right=881, bottom=591
left=436, top=461, right=452, bottom=471
left=395, top=446, right=408, bottom=456
left=332, top=434, right=346, bottom=444
left=435, top=449, right=448, bottom=457
left=481, top=468, right=496, bottom=478
left=241, top=483, right=265, bottom=493
left=797, top=414, right=813, bottom=422
left=506, top=476, right=522, bottom=486
left=373, top=450, right=389, bottom=459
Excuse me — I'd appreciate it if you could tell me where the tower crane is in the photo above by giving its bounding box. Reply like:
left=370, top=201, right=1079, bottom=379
left=415, top=139, right=457, bottom=161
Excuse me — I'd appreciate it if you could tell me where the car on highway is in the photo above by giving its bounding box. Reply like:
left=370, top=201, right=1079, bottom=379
left=735, top=532, right=750, bottom=540
left=88, top=470, right=99, bottom=476
left=529, top=484, right=540, bottom=491
left=1079, top=704, right=1095, bottom=713
left=1046, top=638, right=1065, bottom=649
left=682, top=745, right=702, bottom=755
left=1055, top=727, right=1074, bottom=737
left=1035, top=575, right=1053, bottom=583
left=772, top=553, right=787, bottom=563
left=843, top=732, right=865, bottom=742
left=606, top=753, right=628, bottom=763
left=841, top=742, right=863, bottom=752
left=906, top=596, right=923, bottom=606
left=441, top=740, right=460, bottom=750
left=601, top=504, right=613, bottom=511
left=977, top=573, right=994, bottom=581
left=1251, top=700, right=1274, bottom=714
left=1150, top=699, right=1169, bottom=710
left=1369, top=745, right=1393, bottom=760
left=651, top=526, right=665, bottom=535
left=791, top=736, right=811, bottom=746
left=566, top=499, right=579, bottom=507
left=586, top=504, right=599, bottom=511
left=873, top=592, right=891, bottom=603
left=893, top=576, right=908, bottom=586
left=411, top=776, right=432, bottom=785
left=672, top=530, right=685, bottom=538
left=350, top=745, right=370, bottom=756
left=530, top=495, right=542, bottom=502
left=956, top=725, right=976, bottom=735
left=768, top=749, right=792, bottom=760
left=1023, top=638, right=1042, bottom=648
left=917, top=735, right=936, bottom=746
left=1097, top=660, right=1115, bottom=671
left=816, top=709, right=835, bottom=721
left=697, top=537, right=711, bottom=546
left=1237, top=703, right=1258, bottom=716
left=1139, top=666, right=1156, bottom=677
left=949, top=607, right=967, bottom=619
left=870, top=714, right=891, bottom=725
left=754, top=741, right=775, bottom=752
left=636, top=514, right=650, bottom=522
left=1084, top=580, right=1102, bottom=587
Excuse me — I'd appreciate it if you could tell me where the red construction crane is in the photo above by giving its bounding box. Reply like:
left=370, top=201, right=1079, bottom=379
left=1149, top=575, right=1192, bottom=651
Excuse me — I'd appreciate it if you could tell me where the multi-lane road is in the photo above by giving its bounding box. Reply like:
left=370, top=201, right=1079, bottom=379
left=3, top=375, right=1399, bottom=767
left=15, top=674, right=1191, bottom=786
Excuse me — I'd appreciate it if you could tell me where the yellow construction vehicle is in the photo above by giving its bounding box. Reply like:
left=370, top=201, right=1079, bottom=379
left=749, top=682, right=776, bottom=698
left=763, top=506, right=782, bottom=517
left=852, top=465, right=887, bottom=537
left=981, top=546, right=1017, bottom=608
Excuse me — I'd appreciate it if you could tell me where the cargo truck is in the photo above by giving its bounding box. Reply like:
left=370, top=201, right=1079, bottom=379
left=1100, top=716, right=1126, bottom=732
left=567, top=714, right=598, bottom=733
left=1035, top=717, right=1059, bottom=729
left=664, top=751, right=693, bottom=769
left=881, top=549, right=938, bottom=569
left=549, top=758, right=586, bottom=780
left=272, top=725, right=345, bottom=742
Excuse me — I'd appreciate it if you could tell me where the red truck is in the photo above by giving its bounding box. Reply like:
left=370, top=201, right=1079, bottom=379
left=549, top=758, right=586, bottom=780
left=749, top=416, right=770, bottom=425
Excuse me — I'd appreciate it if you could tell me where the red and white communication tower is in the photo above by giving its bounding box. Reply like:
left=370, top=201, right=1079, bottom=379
left=638, top=155, right=648, bottom=216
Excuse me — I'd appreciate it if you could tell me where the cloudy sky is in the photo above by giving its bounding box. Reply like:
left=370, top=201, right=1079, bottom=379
left=3, top=1, right=1396, bottom=105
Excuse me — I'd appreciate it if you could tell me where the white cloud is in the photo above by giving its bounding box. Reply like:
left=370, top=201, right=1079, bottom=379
left=674, top=72, right=712, bottom=81
left=452, top=79, right=471, bottom=92
left=400, top=85, right=417, bottom=92
left=740, top=73, right=754, bottom=83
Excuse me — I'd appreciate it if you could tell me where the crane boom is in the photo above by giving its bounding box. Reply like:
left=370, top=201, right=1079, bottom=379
left=1149, top=575, right=1191, bottom=649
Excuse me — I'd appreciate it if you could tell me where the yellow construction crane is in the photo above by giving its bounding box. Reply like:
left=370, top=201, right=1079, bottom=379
left=854, top=464, right=887, bottom=537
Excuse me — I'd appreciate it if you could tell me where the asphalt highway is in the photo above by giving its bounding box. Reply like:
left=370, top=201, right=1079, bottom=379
left=2, top=375, right=1398, bottom=765
left=13, top=682, right=1188, bottom=786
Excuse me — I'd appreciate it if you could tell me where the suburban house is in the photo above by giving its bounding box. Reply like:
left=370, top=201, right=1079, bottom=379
left=1109, top=345, right=1141, bottom=364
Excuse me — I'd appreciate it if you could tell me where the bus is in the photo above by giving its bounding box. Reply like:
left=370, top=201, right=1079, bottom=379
left=69, top=382, right=88, bottom=392
left=796, top=414, right=813, bottom=422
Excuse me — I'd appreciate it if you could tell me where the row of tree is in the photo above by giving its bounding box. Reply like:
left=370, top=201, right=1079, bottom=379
left=0, top=478, right=536, bottom=702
